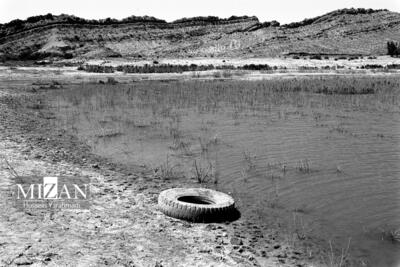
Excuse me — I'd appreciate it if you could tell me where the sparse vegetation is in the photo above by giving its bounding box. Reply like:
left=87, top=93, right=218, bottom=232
left=243, top=150, right=256, bottom=170
left=381, top=227, right=400, bottom=242
left=325, top=238, right=352, bottom=267
left=191, top=159, right=215, bottom=184
left=153, top=155, right=181, bottom=180
left=35, top=74, right=400, bottom=267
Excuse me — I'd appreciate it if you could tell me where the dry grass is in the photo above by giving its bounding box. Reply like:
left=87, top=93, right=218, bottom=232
left=153, top=155, right=181, bottom=180
left=191, top=159, right=215, bottom=184
left=325, top=238, right=352, bottom=267
left=2, top=156, right=19, bottom=177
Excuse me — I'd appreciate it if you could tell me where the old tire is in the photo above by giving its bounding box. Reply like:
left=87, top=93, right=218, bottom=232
left=158, top=188, right=236, bottom=223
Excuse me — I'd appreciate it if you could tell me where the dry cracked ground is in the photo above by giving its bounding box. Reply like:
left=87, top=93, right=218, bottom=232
left=0, top=84, right=328, bottom=267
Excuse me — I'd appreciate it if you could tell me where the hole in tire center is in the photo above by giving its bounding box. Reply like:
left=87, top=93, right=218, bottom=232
left=178, top=196, right=215, bottom=205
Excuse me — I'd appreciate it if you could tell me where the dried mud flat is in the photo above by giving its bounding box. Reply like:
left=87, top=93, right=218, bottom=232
left=0, top=76, right=346, bottom=267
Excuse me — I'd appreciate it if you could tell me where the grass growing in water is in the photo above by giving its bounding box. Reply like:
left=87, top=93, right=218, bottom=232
left=191, top=159, right=216, bottom=184
left=42, top=75, right=400, bottom=266
left=153, top=155, right=180, bottom=180
left=297, top=159, right=311, bottom=173
left=243, top=150, right=257, bottom=171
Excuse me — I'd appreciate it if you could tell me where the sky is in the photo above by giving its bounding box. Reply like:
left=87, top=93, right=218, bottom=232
left=0, top=0, right=399, bottom=24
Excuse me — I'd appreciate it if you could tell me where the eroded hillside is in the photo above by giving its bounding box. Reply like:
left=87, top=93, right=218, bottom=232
left=0, top=8, right=399, bottom=60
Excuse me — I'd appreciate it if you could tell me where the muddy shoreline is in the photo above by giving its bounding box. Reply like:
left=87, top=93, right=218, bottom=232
left=0, top=76, right=363, bottom=266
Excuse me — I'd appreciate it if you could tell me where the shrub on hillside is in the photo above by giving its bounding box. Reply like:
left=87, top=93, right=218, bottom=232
left=387, top=41, right=400, bottom=57
left=261, top=20, right=280, bottom=27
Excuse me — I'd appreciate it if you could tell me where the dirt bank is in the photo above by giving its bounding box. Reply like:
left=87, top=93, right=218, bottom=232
left=0, top=77, right=349, bottom=266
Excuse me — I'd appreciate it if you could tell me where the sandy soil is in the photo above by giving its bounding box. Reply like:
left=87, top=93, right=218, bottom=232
left=0, top=72, right=354, bottom=266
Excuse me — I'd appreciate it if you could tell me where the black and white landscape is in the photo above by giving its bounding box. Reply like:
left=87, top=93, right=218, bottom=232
left=0, top=1, right=399, bottom=266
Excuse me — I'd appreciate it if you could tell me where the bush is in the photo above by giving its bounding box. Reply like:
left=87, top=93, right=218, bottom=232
left=261, top=20, right=280, bottom=27
left=387, top=41, right=400, bottom=57
left=360, top=64, right=384, bottom=69
left=63, top=53, right=73, bottom=59
left=386, top=64, right=400, bottom=69
left=310, top=55, right=322, bottom=60
left=239, top=64, right=273, bottom=71
left=348, top=56, right=359, bottom=61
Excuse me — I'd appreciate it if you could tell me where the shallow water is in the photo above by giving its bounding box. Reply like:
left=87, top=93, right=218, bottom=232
left=48, top=78, right=400, bottom=266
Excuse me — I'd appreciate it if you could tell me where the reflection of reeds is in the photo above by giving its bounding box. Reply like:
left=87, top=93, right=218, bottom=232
left=291, top=213, right=312, bottom=241
left=198, top=137, right=209, bottom=153
left=326, top=238, right=352, bottom=267
left=171, top=139, right=192, bottom=156
left=240, top=168, right=248, bottom=182
left=296, top=159, right=310, bottom=173
left=381, top=228, right=400, bottom=243
left=329, top=124, right=349, bottom=135
left=312, top=111, right=323, bottom=124
left=389, top=229, right=400, bottom=242
left=266, top=190, right=279, bottom=209
left=232, top=111, right=240, bottom=125
left=198, top=135, right=218, bottom=154
left=266, top=161, right=287, bottom=175
left=243, top=150, right=256, bottom=170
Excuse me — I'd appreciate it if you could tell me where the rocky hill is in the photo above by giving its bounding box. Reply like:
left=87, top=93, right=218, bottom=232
left=0, top=8, right=399, bottom=61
